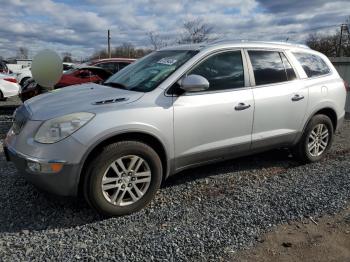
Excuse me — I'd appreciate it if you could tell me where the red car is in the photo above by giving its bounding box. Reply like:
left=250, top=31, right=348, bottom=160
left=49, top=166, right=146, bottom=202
left=87, top=58, right=136, bottom=74
left=19, top=66, right=112, bottom=101
left=55, top=66, right=112, bottom=88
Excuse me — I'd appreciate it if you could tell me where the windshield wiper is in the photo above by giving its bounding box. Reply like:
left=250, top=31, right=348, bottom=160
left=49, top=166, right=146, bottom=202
left=103, top=82, right=128, bottom=89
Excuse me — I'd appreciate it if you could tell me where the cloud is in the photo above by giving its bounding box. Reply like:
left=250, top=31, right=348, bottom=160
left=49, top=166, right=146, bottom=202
left=0, top=0, right=348, bottom=59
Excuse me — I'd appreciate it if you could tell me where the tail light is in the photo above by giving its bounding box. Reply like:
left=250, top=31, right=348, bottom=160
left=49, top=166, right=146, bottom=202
left=344, top=80, right=349, bottom=92
left=4, top=78, right=17, bottom=83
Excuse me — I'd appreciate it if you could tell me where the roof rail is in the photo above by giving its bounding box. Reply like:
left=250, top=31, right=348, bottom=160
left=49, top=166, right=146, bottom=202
left=207, top=39, right=310, bottom=49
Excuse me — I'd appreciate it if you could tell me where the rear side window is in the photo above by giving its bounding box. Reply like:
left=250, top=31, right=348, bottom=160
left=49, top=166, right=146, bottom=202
left=118, top=62, right=130, bottom=71
left=97, top=62, right=117, bottom=73
left=293, top=52, right=330, bottom=78
left=189, top=51, right=244, bottom=91
left=248, top=51, right=296, bottom=86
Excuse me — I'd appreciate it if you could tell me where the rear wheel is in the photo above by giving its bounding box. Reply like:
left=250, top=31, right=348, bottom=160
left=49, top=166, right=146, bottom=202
left=293, top=114, right=333, bottom=163
left=84, top=141, right=162, bottom=216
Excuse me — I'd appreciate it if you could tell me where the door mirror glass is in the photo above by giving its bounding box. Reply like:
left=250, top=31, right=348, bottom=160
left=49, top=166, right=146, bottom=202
left=180, top=74, right=209, bottom=92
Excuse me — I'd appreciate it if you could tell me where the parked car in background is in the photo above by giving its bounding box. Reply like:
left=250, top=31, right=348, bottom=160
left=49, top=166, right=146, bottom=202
left=87, top=58, right=136, bottom=74
left=15, top=66, right=32, bottom=86
left=0, top=73, right=19, bottom=100
left=55, top=66, right=112, bottom=88
left=16, top=62, right=76, bottom=87
left=4, top=41, right=346, bottom=216
left=19, top=66, right=112, bottom=101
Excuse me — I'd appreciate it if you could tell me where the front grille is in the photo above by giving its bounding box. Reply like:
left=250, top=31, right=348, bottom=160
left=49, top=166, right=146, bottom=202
left=12, top=105, right=29, bottom=135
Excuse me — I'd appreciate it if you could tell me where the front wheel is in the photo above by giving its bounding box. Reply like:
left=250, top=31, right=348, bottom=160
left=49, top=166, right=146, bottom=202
left=84, top=141, right=162, bottom=216
left=293, top=114, right=333, bottom=163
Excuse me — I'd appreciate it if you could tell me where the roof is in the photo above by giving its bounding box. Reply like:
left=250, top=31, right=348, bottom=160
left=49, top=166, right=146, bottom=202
left=71, top=65, right=112, bottom=71
left=90, top=58, right=136, bottom=63
left=161, top=40, right=310, bottom=52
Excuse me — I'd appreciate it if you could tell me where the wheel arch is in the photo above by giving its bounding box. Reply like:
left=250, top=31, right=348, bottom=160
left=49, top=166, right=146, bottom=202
left=312, top=107, right=337, bottom=131
left=294, top=107, right=338, bottom=145
left=77, top=131, right=170, bottom=195
left=20, top=76, right=30, bottom=86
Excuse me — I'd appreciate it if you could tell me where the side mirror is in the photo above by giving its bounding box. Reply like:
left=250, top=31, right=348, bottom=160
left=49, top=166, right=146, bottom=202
left=180, top=74, right=209, bottom=92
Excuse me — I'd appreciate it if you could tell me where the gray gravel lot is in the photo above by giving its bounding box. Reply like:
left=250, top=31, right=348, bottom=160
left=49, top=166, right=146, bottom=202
left=0, top=115, right=349, bottom=261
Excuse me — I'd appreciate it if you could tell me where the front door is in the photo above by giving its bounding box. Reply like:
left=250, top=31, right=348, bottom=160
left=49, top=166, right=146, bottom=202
left=173, top=50, right=254, bottom=171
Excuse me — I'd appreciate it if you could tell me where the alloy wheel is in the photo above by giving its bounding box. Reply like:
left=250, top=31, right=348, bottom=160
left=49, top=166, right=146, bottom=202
left=307, top=124, right=329, bottom=157
left=101, top=155, right=151, bottom=206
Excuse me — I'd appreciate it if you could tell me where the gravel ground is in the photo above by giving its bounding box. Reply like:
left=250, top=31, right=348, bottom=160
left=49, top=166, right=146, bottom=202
left=0, top=118, right=349, bottom=261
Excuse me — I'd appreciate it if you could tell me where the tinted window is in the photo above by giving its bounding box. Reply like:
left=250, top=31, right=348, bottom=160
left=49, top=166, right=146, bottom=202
left=249, top=51, right=289, bottom=85
left=293, top=52, right=330, bottom=78
left=63, top=64, right=73, bottom=71
left=189, top=51, right=244, bottom=91
left=0, top=61, right=8, bottom=72
left=98, top=62, right=117, bottom=73
left=118, top=62, right=130, bottom=71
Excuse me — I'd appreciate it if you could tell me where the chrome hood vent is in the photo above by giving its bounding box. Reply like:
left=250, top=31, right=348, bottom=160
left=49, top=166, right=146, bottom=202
left=25, top=83, right=144, bottom=120
left=92, top=97, right=129, bottom=105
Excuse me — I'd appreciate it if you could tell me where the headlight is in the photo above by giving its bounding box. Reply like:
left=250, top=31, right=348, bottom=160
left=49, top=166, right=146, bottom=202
left=34, top=112, right=95, bottom=144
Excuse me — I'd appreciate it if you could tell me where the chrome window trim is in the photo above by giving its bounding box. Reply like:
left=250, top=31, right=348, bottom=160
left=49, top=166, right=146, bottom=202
left=244, top=48, right=301, bottom=88
left=164, top=48, right=249, bottom=96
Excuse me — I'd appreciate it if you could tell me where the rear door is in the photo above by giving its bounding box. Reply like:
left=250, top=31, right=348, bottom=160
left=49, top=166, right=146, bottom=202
left=173, top=50, right=254, bottom=170
left=245, top=49, right=309, bottom=149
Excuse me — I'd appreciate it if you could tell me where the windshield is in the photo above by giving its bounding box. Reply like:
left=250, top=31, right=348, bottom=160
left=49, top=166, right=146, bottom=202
left=104, top=50, right=198, bottom=92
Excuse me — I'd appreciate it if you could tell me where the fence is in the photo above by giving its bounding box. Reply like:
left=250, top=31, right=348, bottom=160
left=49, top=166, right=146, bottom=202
left=330, top=57, right=350, bottom=114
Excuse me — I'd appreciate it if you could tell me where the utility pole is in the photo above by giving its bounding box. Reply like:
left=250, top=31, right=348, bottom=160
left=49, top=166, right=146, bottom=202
left=338, top=24, right=348, bottom=57
left=107, top=29, right=111, bottom=58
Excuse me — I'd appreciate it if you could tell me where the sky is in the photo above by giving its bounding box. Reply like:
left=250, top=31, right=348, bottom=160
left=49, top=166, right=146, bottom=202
left=0, top=0, right=349, bottom=60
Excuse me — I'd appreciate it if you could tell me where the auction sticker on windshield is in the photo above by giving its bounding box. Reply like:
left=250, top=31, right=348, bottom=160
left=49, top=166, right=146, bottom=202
left=157, top=58, right=178, bottom=65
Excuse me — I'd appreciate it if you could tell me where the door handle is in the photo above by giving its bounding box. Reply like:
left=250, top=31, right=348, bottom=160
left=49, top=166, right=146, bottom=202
left=235, top=103, right=251, bottom=111
left=291, top=94, right=304, bottom=101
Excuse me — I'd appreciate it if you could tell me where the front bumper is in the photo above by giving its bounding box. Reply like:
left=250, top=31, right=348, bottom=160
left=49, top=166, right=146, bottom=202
left=4, top=144, right=81, bottom=196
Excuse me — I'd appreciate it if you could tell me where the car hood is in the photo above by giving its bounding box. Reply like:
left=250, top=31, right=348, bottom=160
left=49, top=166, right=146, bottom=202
left=25, top=83, right=144, bottom=120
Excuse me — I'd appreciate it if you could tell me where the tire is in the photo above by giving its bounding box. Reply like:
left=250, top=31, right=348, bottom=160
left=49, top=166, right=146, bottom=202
left=0, top=91, right=6, bottom=101
left=84, top=141, right=162, bottom=216
left=20, top=77, right=30, bottom=87
left=293, top=114, right=334, bottom=163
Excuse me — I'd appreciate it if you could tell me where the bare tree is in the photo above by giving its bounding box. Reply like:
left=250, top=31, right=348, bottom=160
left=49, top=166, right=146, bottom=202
left=178, top=18, right=214, bottom=44
left=62, top=52, right=73, bottom=62
left=147, top=32, right=168, bottom=50
left=16, top=47, right=29, bottom=59
left=91, top=43, right=151, bottom=60
left=306, top=32, right=349, bottom=57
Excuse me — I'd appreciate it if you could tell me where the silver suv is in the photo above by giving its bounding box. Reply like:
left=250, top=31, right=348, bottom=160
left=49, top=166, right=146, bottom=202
left=4, top=41, right=347, bottom=216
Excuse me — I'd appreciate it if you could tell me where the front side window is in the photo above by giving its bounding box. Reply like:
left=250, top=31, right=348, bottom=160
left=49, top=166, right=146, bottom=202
left=188, top=51, right=244, bottom=91
left=249, top=50, right=295, bottom=86
left=293, top=52, right=330, bottom=78
left=105, top=50, right=198, bottom=92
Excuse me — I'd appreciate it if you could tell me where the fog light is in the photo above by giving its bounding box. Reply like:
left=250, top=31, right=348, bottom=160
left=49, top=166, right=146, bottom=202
left=27, top=161, right=41, bottom=172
